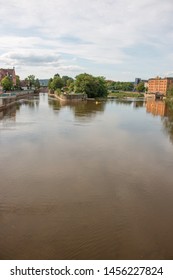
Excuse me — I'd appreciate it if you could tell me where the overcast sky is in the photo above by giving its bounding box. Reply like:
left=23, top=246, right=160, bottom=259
left=0, top=0, right=173, bottom=81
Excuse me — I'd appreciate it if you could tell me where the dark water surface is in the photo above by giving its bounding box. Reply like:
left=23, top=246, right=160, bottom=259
left=0, top=94, right=173, bottom=260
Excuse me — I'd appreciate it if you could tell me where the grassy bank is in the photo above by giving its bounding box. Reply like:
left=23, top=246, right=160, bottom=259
left=108, top=91, right=144, bottom=98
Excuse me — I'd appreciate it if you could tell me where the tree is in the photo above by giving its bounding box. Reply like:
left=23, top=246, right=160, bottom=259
left=1, top=76, right=13, bottom=91
left=48, top=76, right=63, bottom=90
left=54, top=73, right=60, bottom=77
left=35, top=78, right=40, bottom=89
left=74, top=73, right=108, bottom=98
left=167, top=85, right=173, bottom=97
left=25, top=75, right=40, bottom=89
left=62, top=76, right=74, bottom=86
left=48, top=78, right=53, bottom=89
left=15, top=75, right=21, bottom=89
left=95, top=76, right=108, bottom=97
left=136, top=82, right=145, bottom=92
left=25, top=75, right=36, bottom=89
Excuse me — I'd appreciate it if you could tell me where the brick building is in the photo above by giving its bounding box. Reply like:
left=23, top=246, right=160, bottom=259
left=0, top=68, right=16, bottom=87
left=148, top=76, right=173, bottom=95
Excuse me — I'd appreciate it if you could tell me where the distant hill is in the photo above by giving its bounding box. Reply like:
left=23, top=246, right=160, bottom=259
left=39, top=79, right=49, bottom=87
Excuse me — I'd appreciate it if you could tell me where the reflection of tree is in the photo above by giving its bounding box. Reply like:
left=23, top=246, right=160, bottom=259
left=115, top=100, right=133, bottom=106
left=162, top=102, right=173, bottom=144
left=19, top=98, right=39, bottom=109
left=133, top=101, right=144, bottom=109
left=48, top=98, right=61, bottom=111
left=48, top=98, right=106, bottom=120
left=70, top=101, right=106, bottom=120
left=0, top=105, right=17, bottom=121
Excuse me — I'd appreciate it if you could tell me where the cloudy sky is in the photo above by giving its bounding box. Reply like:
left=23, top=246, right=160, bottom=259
left=0, top=0, right=173, bottom=81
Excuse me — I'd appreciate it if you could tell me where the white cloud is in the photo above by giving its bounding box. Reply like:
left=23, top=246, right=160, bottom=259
left=0, top=0, right=173, bottom=79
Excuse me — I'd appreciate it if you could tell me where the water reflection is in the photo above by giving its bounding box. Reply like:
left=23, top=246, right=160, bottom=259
left=161, top=102, right=173, bottom=144
left=114, top=99, right=133, bottom=106
left=48, top=98, right=106, bottom=120
left=1, top=94, right=173, bottom=260
left=145, top=100, right=166, bottom=117
left=133, top=101, right=145, bottom=109
left=0, top=106, right=17, bottom=121
left=144, top=99, right=173, bottom=145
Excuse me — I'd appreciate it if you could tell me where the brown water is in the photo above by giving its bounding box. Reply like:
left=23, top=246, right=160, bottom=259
left=0, top=94, right=173, bottom=260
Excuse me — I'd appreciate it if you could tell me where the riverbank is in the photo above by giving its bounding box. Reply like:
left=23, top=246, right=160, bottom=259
left=0, top=90, right=39, bottom=111
left=108, top=91, right=144, bottom=98
left=48, top=91, right=87, bottom=101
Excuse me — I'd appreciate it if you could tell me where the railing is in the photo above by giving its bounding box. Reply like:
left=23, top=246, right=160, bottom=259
left=0, top=93, right=16, bottom=97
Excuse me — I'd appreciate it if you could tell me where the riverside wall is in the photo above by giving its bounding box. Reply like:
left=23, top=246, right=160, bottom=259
left=0, top=90, right=38, bottom=111
left=48, top=91, right=87, bottom=101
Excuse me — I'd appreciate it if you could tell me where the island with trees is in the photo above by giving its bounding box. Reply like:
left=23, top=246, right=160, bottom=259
left=48, top=72, right=145, bottom=101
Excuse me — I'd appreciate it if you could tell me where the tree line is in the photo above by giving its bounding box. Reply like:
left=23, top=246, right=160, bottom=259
left=49, top=73, right=108, bottom=98
left=0, top=74, right=40, bottom=91
left=48, top=73, right=146, bottom=98
left=1, top=71, right=147, bottom=96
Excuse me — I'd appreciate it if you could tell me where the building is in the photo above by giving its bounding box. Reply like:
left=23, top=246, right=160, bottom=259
left=20, top=80, right=28, bottom=90
left=0, top=68, right=16, bottom=87
left=134, top=78, right=141, bottom=85
left=148, top=76, right=173, bottom=95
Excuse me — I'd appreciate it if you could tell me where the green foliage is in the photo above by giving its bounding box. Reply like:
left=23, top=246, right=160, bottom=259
left=25, top=75, right=35, bottom=88
left=136, top=82, right=145, bottom=92
left=48, top=78, right=53, bottom=89
left=74, top=73, right=108, bottom=98
left=1, top=76, right=13, bottom=91
left=25, top=75, right=40, bottom=89
left=35, top=78, right=40, bottom=89
left=106, top=80, right=134, bottom=91
left=15, top=75, right=20, bottom=89
left=55, top=89, right=61, bottom=96
left=167, top=85, right=173, bottom=97
left=54, top=73, right=60, bottom=77
left=108, top=91, right=144, bottom=98
left=62, top=76, right=74, bottom=86
left=49, top=76, right=64, bottom=90
left=68, top=81, right=74, bottom=92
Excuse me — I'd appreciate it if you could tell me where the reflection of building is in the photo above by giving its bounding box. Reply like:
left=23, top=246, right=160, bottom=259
left=146, top=100, right=166, bottom=117
left=0, top=68, right=16, bottom=86
left=148, top=76, right=173, bottom=95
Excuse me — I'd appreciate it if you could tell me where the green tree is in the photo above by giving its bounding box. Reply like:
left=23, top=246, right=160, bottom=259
left=49, top=76, right=63, bottom=90
left=68, top=81, right=75, bottom=92
left=136, top=82, right=145, bottom=92
left=25, top=75, right=36, bottom=89
left=48, top=78, right=53, bottom=89
left=74, top=73, right=108, bottom=98
left=62, top=76, right=74, bottom=86
left=15, top=75, right=20, bottom=89
left=167, top=85, right=173, bottom=97
left=35, top=78, right=40, bottom=89
left=95, top=76, right=108, bottom=97
left=1, top=76, right=13, bottom=91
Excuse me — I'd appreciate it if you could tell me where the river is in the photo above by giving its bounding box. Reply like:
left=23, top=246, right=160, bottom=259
left=0, top=94, right=173, bottom=259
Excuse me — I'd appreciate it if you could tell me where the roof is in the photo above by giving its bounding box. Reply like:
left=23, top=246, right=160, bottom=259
left=0, top=68, right=15, bottom=76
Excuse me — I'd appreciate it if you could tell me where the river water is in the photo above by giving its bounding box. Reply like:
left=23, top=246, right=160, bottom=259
left=0, top=94, right=173, bottom=260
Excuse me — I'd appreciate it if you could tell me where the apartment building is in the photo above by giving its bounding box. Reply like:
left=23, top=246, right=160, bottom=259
left=148, top=76, right=173, bottom=95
